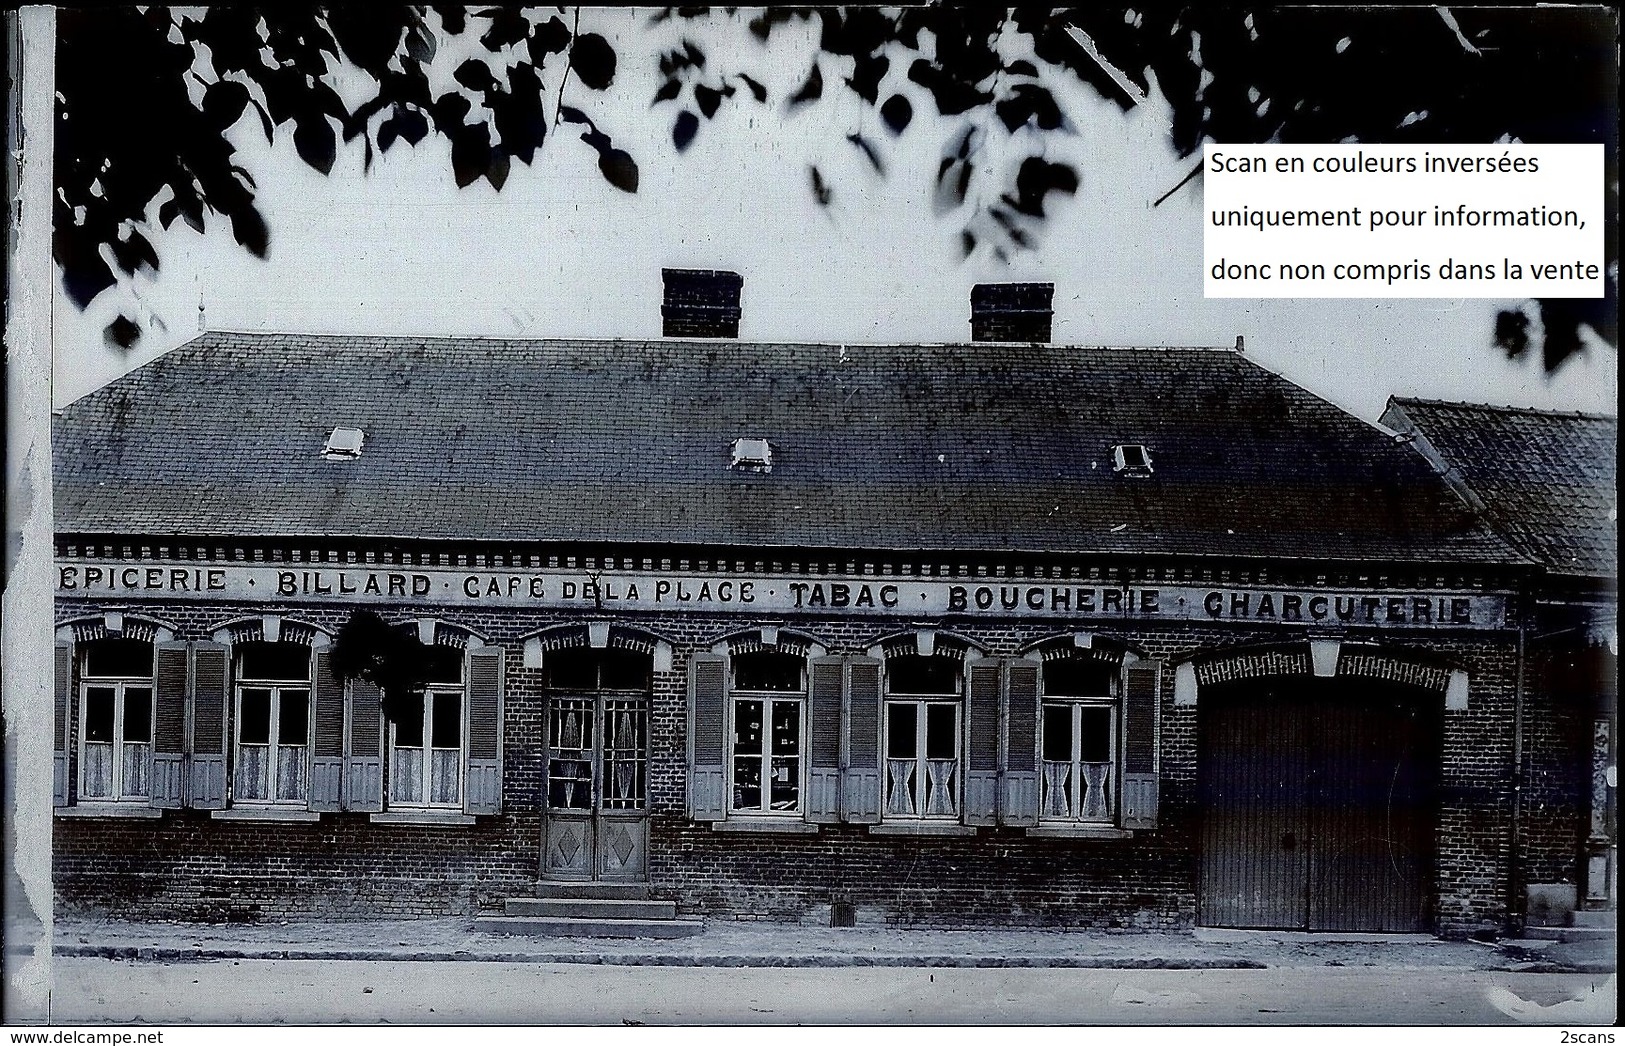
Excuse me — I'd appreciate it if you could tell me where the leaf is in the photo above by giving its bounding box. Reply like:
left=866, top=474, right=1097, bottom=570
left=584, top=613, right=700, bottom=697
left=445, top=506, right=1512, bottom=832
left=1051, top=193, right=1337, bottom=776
left=104, top=315, right=141, bottom=350
left=491, top=69, right=547, bottom=164
left=788, top=63, right=823, bottom=106
left=249, top=98, right=275, bottom=140
left=653, top=78, right=681, bottom=104
left=1494, top=309, right=1531, bottom=359
left=570, top=33, right=617, bottom=90
left=405, top=23, right=436, bottom=65
left=201, top=79, right=250, bottom=131
left=996, top=84, right=1064, bottom=132
left=881, top=93, right=913, bottom=134
left=230, top=205, right=270, bottom=258
left=907, top=58, right=993, bottom=116
left=809, top=165, right=832, bottom=206
left=110, top=230, right=159, bottom=274
left=529, top=15, right=572, bottom=62
left=454, top=59, right=497, bottom=93
left=846, top=132, right=885, bottom=175
left=486, top=146, right=510, bottom=190
left=737, top=74, right=767, bottom=103
left=175, top=192, right=206, bottom=234
left=673, top=110, right=699, bottom=151
left=396, top=106, right=429, bottom=145
left=451, top=122, right=492, bottom=188
left=1011, top=156, right=1079, bottom=217
left=61, top=251, right=117, bottom=308
left=478, top=7, right=529, bottom=51
left=433, top=5, right=465, bottom=35
left=695, top=84, right=723, bottom=119
left=846, top=52, right=890, bottom=104
left=597, top=148, right=638, bottom=193
left=293, top=114, right=337, bottom=175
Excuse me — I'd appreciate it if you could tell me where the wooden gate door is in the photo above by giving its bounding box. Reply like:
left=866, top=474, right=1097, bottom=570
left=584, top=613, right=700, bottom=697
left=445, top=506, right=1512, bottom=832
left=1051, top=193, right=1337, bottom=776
left=1199, top=678, right=1435, bottom=931
left=1308, top=683, right=1433, bottom=932
left=544, top=692, right=649, bottom=881
left=1199, top=688, right=1311, bottom=928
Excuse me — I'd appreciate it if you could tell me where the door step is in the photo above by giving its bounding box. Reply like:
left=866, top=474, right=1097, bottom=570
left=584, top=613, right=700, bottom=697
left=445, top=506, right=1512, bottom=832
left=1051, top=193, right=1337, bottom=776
left=504, top=897, right=677, bottom=920
left=1519, top=925, right=1615, bottom=943
left=475, top=915, right=704, bottom=939
left=1570, top=909, right=1617, bottom=930
left=529, top=881, right=651, bottom=901
left=478, top=883, right=701, bottom=939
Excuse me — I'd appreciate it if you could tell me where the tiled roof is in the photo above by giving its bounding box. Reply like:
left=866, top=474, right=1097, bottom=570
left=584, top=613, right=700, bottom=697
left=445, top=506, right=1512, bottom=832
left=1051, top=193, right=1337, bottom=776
left=52, top=333, right=1517, bottom=565
left=1383, top=398, right=1617, bottom=579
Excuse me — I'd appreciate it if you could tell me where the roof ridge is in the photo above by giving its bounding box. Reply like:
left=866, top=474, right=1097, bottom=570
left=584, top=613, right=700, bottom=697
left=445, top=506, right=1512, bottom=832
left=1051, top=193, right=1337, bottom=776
left=1390, top=396, right=1618, bottom=423
left=192, top=329, right=1243, bottom=352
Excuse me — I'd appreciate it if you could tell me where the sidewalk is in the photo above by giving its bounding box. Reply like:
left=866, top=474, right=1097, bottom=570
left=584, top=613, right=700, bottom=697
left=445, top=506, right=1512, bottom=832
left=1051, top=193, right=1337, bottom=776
left=51, top=915, right=1614, bottom=972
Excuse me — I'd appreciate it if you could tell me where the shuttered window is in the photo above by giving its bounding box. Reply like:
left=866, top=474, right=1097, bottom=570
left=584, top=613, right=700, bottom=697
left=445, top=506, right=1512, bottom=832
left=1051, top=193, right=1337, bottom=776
left=1038, top=655, right=1117, bottom=825
left=388, top=647, right=465, bottom=810
left=188, top=643, right=229, bottom=809
left=463, top=646, right=504, bottom=815
left=76, top=638, right=157, bottom=804
left=231, top=642, right=312, bottom=805
left=883, top=655, right=963, bottom=820
left=729, top=651, right=805, bottom=816
left=687, top=652, right=727, bottom=820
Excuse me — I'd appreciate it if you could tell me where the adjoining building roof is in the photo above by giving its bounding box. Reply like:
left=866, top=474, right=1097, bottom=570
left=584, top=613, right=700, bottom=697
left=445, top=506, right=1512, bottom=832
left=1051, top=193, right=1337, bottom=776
left=1382, top=398, right=1617, bottom=580
left=53, top=332, right=1518, bottom=566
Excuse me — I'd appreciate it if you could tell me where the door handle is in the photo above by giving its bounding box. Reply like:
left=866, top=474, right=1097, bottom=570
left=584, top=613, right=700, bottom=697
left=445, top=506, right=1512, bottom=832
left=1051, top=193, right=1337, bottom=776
left=1281, top=832, right=1297, bottom=851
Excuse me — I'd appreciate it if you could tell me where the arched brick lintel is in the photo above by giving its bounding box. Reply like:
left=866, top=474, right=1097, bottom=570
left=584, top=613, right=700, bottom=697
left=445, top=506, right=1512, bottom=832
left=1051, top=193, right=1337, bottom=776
left=1174, top=640, right=1468, bottom=709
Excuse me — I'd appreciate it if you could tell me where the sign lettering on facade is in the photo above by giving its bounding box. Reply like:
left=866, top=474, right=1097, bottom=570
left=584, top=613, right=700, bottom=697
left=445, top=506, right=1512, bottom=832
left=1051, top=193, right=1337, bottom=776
left=56, top=561, right=1509, bottom=629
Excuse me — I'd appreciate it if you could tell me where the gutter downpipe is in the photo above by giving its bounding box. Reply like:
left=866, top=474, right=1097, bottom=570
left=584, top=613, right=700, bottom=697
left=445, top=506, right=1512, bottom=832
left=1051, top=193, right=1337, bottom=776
left=1507, top=581, right=1528, bottom=935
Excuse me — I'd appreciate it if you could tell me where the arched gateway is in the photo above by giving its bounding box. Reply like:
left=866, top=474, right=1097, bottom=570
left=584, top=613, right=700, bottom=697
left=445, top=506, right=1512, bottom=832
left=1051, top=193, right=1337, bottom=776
left=1195, top=648, right=1447, bottom=931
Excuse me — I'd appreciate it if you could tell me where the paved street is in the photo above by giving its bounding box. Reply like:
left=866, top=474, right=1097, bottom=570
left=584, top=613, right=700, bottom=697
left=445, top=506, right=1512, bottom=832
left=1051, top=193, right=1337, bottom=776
left=48, top=958, right=1617, bottom=1025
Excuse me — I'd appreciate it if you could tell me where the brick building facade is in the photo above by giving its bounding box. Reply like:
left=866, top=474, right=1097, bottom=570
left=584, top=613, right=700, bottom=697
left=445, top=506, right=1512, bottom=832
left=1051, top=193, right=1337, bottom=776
left=50, top=329, right=1594, bottom=937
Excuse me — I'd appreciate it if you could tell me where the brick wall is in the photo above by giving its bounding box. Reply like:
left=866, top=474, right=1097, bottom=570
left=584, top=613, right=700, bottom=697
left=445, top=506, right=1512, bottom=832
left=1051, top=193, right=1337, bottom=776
left=54, top=595, right=1541, bottom=933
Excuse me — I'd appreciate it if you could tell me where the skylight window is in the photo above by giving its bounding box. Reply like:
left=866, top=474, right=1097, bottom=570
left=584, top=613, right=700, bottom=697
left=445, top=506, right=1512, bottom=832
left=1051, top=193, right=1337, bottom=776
left=322, top=426, right=365, bottom=460
left=1112, top=444, right=1153, bottom=476
left=730, top=437, right=773, bottom=473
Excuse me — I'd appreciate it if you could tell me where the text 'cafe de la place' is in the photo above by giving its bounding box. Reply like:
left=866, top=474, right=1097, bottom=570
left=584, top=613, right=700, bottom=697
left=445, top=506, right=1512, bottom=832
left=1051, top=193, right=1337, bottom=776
left=49, top=274, right=1612, bottom=939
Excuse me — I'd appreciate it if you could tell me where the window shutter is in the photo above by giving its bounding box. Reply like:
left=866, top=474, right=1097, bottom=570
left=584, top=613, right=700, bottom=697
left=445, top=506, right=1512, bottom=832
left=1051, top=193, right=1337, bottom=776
left=464, top=646, right=503, bottom=815
left=841, top=655, right=883, bottom=823
left=1121, top=659, right=1162, bottom=830
left=687, top=652, right=727, bottom=821
left=805, top=655, right=844, bottom=823
left=187, top=642, right=228, bottom=809
left=345, top=677, right=384, bottom=812
left=148, top=641, right=188, bottom=809
left=54, top=640, right=71, bottom=807
left=308, top=649, right=345, bottom=812
left=1001, top=658, right=1040, bottom=827
left=963, top=658, right=1001, bottom=826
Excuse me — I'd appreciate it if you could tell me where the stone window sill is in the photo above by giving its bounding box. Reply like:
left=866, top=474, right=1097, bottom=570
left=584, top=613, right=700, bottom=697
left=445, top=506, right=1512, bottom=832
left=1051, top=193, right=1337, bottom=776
left=210, top=807, right=321, bottom=823
left=1025, top=824, right=1133, bottom=840
left=711, top=817, right=818, bottom=835
left=370, top=810, right=477, bottom=827
left=55, top=804, right=163, bottom=819
left=868, top=822, right=977, bottom=837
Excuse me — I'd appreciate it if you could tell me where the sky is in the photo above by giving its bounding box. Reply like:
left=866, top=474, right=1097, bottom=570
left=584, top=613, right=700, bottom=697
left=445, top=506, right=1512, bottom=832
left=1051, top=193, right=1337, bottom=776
left=50, top=8, right=1619, bottom=422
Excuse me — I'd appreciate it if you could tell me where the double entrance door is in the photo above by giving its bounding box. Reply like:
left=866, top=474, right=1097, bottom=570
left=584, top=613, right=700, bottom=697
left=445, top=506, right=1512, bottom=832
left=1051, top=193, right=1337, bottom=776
left=1198, top=676, right=1438, bottom=932
left=544, top=690, right=649, bottom=881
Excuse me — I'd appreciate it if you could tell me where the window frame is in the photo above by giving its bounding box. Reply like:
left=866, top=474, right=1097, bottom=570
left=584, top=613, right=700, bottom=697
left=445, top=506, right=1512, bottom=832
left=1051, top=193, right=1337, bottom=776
left=1038, top=654, right=1121, bottom=826
left=882, top=654, right=965, bottom=821
left=76, top=640, right=155, bottom=804
left=231, top=644, right=314, bottom=806
left=726, top=650, right=808, bottom=817
left=387, top=673, right=469, bottom=811
left=543, top=647, right=653, bottom=814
